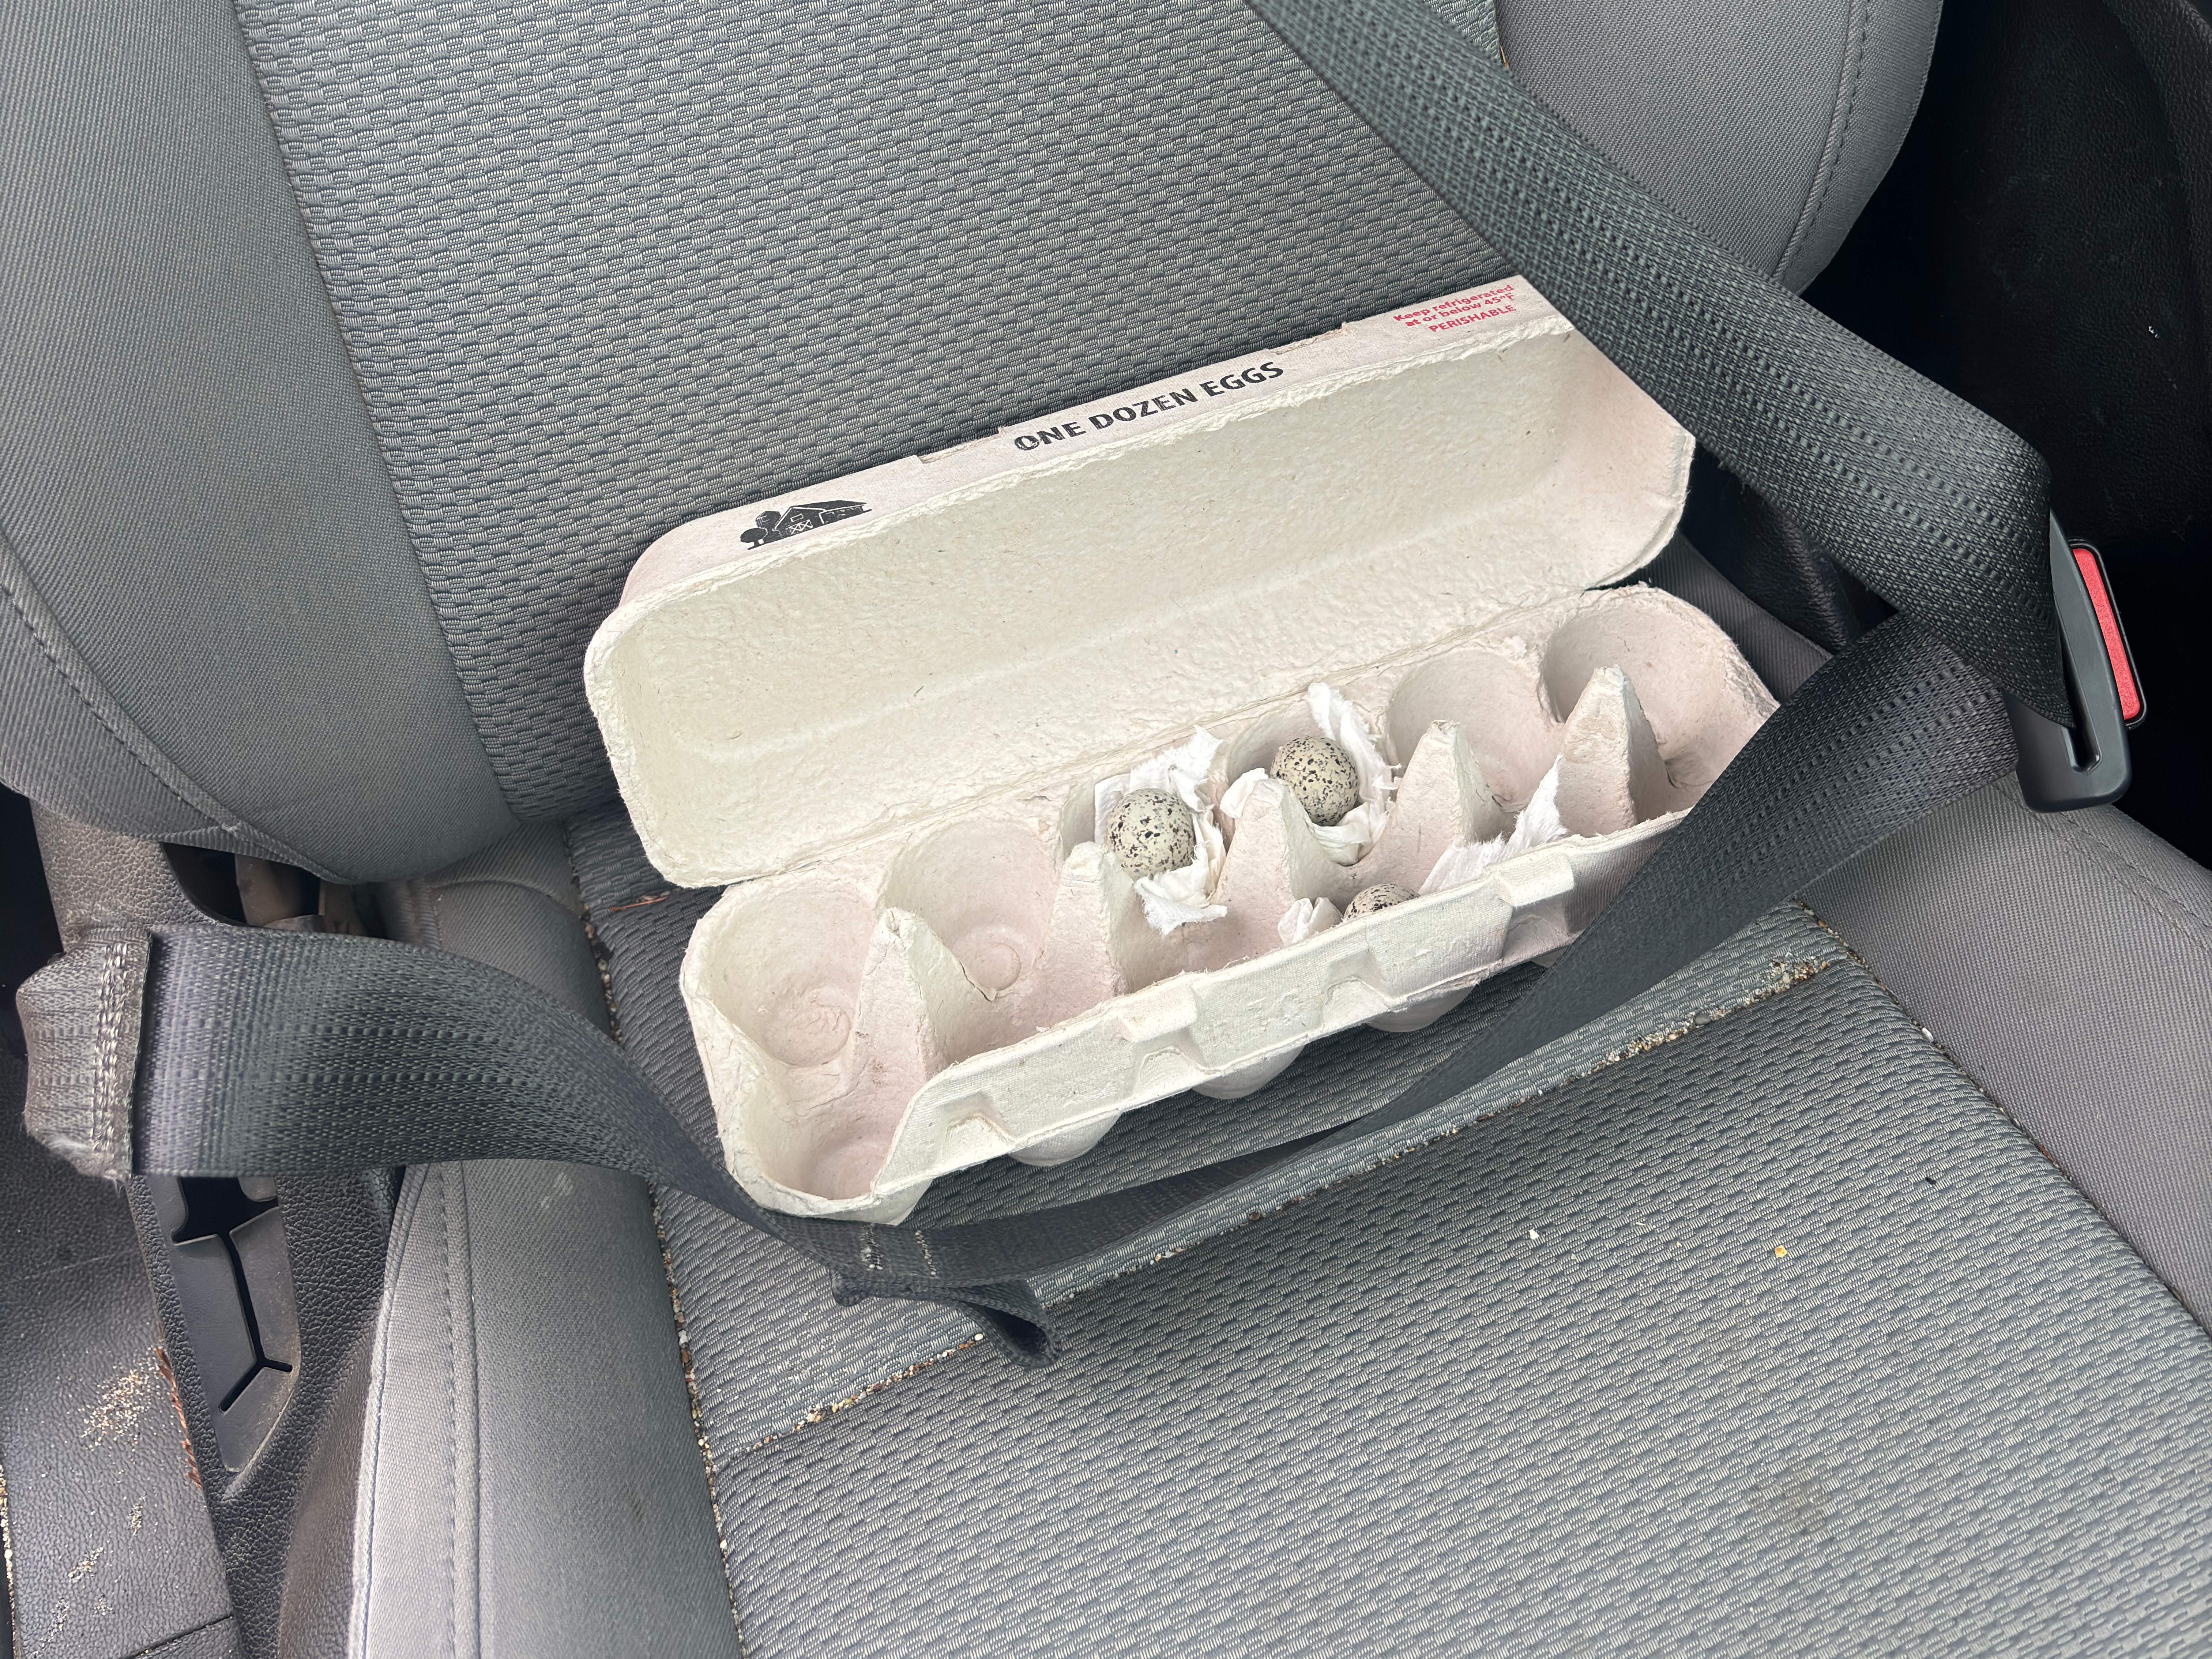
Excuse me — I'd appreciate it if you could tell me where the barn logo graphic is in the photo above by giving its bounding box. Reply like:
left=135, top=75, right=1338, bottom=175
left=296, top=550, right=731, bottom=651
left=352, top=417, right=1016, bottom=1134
left=739, top=499, right=868, bottom=547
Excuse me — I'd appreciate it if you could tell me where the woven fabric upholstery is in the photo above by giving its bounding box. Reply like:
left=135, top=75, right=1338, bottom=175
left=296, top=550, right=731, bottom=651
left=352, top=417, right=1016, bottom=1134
left=0, top=0, right=515, bottom=881
left=227, top=0, right=1511, bottom=821
left=1809, top=778, right=2212, bottom=1325
left=220, top=0, right=1931, bottom=827
left=568, top=803, right=2212, bottom=1656
left=3, top=0, right=1946, bottom=874
left=712, top=963, right=2212, bottom=1656
left=563, top=808, right=1857, bottom=1443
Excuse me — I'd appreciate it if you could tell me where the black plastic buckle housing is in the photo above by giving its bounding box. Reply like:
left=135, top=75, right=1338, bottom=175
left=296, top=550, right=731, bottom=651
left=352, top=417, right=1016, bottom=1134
left=2007, top=516, right=2133, bottom=812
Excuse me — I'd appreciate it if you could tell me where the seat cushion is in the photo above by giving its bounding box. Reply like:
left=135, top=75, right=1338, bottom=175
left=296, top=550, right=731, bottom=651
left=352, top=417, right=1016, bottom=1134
left=1808, top=778, right=2212, bottom=1326
left=351, top=1161, right=739, bottom=1659
left=565, top=807, right=2212, bottom=1656
left=712, top=977, right=2212, bottom=1655
left=719, top=968, right=2212, bottom=1656
left=4, top=0, right=1936, bottom=879
left=350, top=825, right=738, bottom=1658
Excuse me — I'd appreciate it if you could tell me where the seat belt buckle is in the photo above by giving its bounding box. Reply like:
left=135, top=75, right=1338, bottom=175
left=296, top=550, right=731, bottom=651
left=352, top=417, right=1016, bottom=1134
left=2007, top=518, right=2138, bottom=812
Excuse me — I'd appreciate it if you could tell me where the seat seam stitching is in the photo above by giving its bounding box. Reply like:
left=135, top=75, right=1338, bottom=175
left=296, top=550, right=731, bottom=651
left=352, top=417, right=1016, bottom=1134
left=1779, top=0, right=1872, bottom=284
left=2040, top=809, right=2212, bottom=953
left=456, top=1165, right=483, bottom=1659
left=0, top=523, right=322, bottom=871
left=428, top=874, right=587, bottom=914
left=440, top=1170, right=463, bottom=1659
left=217, top=0, right=516, bottom=819
left=351, top=1168, right=426, bottom=1656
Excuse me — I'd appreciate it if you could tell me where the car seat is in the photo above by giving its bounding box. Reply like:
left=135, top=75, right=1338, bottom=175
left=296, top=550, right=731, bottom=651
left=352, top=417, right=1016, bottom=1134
left=4, top=0, right=2209, bottom=1655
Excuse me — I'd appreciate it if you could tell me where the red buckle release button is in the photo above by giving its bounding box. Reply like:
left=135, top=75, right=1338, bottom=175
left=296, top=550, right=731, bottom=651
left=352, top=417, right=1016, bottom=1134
left=2069, top=542, right=2144, bottom=726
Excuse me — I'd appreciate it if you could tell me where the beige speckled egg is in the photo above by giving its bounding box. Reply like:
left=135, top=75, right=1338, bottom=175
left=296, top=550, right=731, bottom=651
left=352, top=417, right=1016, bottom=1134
left=1105, top=789, right=1197, bottom=879
left=1344, top=883, right=1415, bottom=918
left=1271, top=735, right=1361, bottom=827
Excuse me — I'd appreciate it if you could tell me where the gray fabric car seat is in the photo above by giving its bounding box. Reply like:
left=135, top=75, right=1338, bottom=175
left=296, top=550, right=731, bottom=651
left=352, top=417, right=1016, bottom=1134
left=1, top=0, right=1933, bottom=884
left=12, top=0, right=2212, bottom=1654
left=659, top=916, right=2212, bottom=1657
left=553, top=789, right=2212, bottom=1658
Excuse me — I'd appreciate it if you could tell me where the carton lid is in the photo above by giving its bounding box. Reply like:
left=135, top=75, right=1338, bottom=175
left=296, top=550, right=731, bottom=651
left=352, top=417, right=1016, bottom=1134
left=586, top=279, right=1691, bottom=887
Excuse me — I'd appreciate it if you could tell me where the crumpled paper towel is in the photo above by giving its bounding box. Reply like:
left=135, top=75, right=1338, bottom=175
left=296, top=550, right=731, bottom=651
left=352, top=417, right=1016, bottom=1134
left=1276, top=895, right=1342, bottom=946
left=1220, top=682, right=1398, bottom=866
left=1419, top=759, right=1566, bottom=894
left=1095, top=727, right=1228, bottom=934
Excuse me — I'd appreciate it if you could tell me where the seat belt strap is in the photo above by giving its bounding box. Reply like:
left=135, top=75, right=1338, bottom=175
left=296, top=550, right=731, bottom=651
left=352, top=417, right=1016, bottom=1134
left=15, top=0, right=2095, bottom=1366
left=1248, top=0, right=2132, bottom=811
left=1248, top=0, right=2068, bottom=725
left=17, top=616, right=2016, bottom=1366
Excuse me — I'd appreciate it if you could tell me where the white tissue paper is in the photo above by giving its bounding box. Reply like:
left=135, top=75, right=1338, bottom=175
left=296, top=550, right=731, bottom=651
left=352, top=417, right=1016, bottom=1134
left=1303, top=682, right=1397, bottom=864
left=1217, top=682, right=1399, bottom=866
left=1215, top=765, right=1268, bottom=828
left=1419, top=759, right=1568, bottom=895
left=1095, top=727, right=1230, bottom=934
left=1276, top=895, right=1342, bottom=946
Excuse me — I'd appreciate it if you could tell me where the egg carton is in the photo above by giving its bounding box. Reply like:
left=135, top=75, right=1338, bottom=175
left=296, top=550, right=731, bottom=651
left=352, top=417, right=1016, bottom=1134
left=680, top=586, right=1769, bottom=1220
left=586, top=278, right=1764, bottom=1223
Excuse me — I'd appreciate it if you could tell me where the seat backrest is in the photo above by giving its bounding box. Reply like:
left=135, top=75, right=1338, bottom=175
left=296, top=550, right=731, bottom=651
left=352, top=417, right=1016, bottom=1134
left=0, top=0, right=1937, bottom=883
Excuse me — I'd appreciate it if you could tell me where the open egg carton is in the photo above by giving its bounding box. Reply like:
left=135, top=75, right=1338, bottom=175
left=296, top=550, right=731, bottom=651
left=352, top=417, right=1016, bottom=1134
left=587, top=279, right=1773, bottom=1224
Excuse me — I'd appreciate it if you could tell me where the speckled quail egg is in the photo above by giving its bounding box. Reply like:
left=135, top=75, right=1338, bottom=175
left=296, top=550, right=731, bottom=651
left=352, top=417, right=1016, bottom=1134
left=1105, top=789, right=1198, bottom=879
left=1344, top=883, right=1415, bottom=918
left=1271, top=735, right=1361, bottom=827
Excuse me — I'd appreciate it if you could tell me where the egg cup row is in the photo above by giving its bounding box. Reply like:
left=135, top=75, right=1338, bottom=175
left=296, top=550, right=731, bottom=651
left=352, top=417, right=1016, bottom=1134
left=682, top=586, right=1774, bottom=1219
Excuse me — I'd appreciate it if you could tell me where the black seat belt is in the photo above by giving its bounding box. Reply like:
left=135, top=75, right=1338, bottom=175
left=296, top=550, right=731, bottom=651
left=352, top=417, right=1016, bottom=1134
left=17, top=0, right=2132, bottom=1366
left=1249, top=0, right=2130, bottom=813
